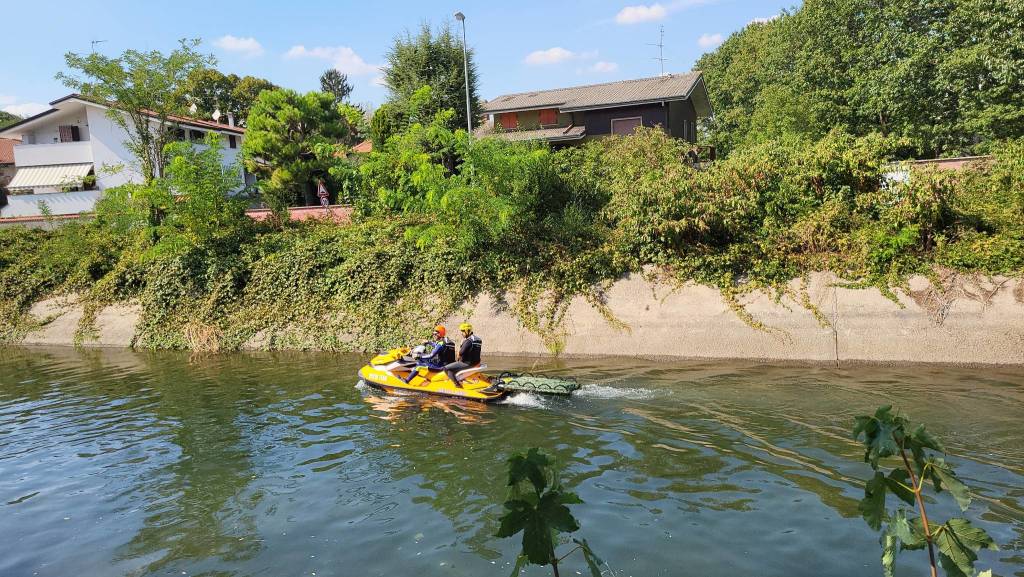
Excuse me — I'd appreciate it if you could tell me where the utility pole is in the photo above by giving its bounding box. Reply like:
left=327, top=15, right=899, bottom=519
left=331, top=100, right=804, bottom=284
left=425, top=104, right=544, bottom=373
left=454, top=11, right=473, bottom=138
left=649, top=26, right=667, bottom=76
left=90, top=39, right=107, bottom=54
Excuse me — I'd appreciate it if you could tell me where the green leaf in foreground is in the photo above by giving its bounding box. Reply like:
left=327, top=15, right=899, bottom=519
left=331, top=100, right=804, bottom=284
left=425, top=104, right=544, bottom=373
left=885, top=468, right=916, bottom=506
left=574, top=538, right=604, bottom=577
left=860, top=471, right=889, bottom=530
left=935, top=518, right=998, bottom=577
left=927, top=457, right=972, bottom=511
left=497, top=448, right=603, bottom=576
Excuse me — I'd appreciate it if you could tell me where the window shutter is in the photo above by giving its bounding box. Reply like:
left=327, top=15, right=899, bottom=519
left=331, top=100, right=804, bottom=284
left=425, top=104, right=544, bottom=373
left=499, top=112, right=518, bottom=130
left=59, top=125, right=74, bottom=143
left=539, top=109, right=557, bottom=125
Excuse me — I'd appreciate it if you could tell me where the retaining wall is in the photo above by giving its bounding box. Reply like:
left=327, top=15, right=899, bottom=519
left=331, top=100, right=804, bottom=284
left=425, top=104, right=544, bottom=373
left=17, top=273, right=1024, bottom=366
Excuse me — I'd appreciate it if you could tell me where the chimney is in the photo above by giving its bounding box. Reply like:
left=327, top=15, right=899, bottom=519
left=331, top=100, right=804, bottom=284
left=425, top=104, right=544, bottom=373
left=227, top=112, right=235, bottom=127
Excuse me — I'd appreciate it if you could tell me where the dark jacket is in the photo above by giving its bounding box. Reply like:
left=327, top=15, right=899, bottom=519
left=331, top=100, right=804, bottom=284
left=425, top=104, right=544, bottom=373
left=458, top=334, right=482, bottom=365
left=423, top=337, right=455, bottom=368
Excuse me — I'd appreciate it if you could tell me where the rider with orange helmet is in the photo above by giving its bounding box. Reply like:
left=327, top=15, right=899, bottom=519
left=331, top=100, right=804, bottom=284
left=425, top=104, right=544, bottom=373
left=403, top=325, right=455, bottom=383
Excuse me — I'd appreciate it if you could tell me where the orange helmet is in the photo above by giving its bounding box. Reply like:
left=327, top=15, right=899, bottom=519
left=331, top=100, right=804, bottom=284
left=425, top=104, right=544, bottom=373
left=434, top=325, right=446, bottom=337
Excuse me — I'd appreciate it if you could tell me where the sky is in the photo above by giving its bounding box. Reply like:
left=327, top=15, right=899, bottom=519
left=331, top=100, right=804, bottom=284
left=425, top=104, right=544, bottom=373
left=0, top=0, right=797, bottom=118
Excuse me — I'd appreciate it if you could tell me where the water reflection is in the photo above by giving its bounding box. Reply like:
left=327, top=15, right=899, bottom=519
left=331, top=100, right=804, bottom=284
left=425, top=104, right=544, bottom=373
left=0, top=346, right=1021, bottom=577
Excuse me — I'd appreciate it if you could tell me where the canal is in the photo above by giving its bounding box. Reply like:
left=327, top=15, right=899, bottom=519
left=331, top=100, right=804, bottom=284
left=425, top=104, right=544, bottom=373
left=1, top=347, right=1021, bottom=576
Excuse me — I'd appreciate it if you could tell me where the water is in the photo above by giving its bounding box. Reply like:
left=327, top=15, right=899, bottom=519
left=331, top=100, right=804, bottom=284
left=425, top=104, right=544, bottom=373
left=1, top=347, right=1021, bottom=577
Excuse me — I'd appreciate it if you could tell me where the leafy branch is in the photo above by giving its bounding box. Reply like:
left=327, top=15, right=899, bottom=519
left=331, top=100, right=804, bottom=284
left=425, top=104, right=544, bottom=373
left=853, top=405, right=998, bottom=577
left=496, top=448, right=606, bottom=577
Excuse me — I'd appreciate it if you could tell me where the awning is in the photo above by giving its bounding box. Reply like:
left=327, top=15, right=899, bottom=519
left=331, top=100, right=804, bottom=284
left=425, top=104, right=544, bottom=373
left=7, top=163, right=93, bottom=190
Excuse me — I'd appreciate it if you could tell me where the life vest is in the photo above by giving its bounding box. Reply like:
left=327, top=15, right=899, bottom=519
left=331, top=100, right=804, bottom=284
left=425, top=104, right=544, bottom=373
left=461, top=334, right=482, bottom=365
left=439, top=337, right=456, bottom=365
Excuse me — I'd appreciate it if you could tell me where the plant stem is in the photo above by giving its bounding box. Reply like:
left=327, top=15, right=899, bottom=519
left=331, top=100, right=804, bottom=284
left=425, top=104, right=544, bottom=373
left=551, top=559, right=560, bottom=577
left=899, top=445, right=938, bottom=577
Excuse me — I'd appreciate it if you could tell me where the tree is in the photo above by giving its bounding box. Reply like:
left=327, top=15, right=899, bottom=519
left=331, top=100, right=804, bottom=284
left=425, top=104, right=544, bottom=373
left=57, top=38, right=214, bottom=183
left=0, top=110, right=21, bottom=129
left=695, top=0, right=1024, bottom=158
left=319, top=69, right=353, bottom=104
left=241, top=89, right=353, bottom=222
left=179, top=68, right=276, bottom=126
left=383, top=22, right=481, bottom=134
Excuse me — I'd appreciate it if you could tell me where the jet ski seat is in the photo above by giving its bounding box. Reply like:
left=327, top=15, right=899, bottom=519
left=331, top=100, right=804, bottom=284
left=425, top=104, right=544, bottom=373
left=455, top=364, right=486, bottom=381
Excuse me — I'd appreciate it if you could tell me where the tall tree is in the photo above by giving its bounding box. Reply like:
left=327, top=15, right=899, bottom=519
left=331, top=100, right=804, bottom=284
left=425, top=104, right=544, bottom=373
left=382, top=22, right=481, bottom=133
left=57, top=39, right=213, bottom=182
left=0, top=111, right=21, bottom=129
left=696, top=0, right=1024, bottom=158
left=179, top=68, right=276, bottom=126
left=242, top=89, right=352, bottom=222
left=320, top=69, right=353, bottom=104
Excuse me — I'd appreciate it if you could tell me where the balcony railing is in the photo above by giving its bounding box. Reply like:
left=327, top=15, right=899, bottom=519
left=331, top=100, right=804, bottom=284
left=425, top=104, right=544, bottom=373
left=13, top=141, right=93, bottom=167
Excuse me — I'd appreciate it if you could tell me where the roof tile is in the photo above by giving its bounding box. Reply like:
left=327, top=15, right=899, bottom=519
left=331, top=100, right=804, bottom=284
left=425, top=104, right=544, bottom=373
left=483, top=72, right=702, bottom=113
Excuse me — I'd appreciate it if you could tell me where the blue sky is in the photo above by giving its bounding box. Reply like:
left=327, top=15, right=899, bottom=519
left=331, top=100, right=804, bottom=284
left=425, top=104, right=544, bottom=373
left=0, top=0, right=797, bottom=118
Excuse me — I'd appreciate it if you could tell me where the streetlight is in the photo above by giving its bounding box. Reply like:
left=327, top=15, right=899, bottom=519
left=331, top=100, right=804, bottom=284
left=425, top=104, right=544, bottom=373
left=454, top=11, right=472, bottom=137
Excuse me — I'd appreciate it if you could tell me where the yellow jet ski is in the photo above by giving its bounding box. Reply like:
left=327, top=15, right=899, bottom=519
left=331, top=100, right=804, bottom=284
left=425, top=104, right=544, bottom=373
left=357, top=347, right=508, bottom=403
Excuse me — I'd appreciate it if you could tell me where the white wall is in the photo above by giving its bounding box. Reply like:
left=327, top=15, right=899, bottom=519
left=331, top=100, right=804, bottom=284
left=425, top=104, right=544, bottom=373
left=86, top=106, right=245, bottom=191
left=14, top=141, right=93, bottom=167
left=85, top=106, right=141, bottom=190
left=21, top=108, right=90, bottom=145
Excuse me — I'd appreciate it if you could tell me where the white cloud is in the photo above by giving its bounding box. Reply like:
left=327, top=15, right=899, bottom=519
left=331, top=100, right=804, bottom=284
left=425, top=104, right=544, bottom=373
left=614, top=0, right=716, bottom=24
left=750, top=14, right=781, bottom=25
left=524, top=47, right=576, bottom=65
left=214, top=35, right=264, bottom=58
left=285, top=45, right=380, bottom=76
left=371, top=75, right=386, bottom=87
left=0, top=95, right=16, bottom=106
left=524, top=47, right=598, bottom=66
left=589, top=61, right=619, bottom=73
left=615, top=4, right=668, bottom=24
left=698, top=33, right=724, bottom=49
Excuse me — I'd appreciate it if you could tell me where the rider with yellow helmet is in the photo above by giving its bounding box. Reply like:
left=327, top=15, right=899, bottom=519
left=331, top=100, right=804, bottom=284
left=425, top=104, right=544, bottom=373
left=444, top=322, right=483, bottom=387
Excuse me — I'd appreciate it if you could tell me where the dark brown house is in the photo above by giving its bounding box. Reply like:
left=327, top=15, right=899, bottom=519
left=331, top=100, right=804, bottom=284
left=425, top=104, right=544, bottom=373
left=478, top=72, right=712, bottom=144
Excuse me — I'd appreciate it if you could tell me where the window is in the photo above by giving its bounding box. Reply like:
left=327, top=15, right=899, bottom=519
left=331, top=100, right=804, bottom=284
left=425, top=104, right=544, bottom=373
left=189, top=129, right=204, bottom=142
left=610, top=117, right=642, bottom=136
left=228, top=135, right=237, bottom=149
left=538, top=108, right=558, bottom=126
left=58, top=125, right=81, bottom=143
left=498, top=112, right=518, bottom=130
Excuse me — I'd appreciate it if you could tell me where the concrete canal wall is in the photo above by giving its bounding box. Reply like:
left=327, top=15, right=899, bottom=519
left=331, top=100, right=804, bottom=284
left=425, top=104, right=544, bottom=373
left=17, top=272, right=1024, bottom=366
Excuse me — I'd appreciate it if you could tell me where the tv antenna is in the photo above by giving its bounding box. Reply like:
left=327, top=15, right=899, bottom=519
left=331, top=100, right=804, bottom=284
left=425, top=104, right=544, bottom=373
left=649, top=26, right=667, bottom=75
left=90, top=39, right=107, bottom=53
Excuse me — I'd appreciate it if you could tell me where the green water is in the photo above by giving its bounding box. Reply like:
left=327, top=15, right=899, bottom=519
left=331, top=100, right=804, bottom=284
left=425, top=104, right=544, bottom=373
left=1, top=347, right=1021, bottom=577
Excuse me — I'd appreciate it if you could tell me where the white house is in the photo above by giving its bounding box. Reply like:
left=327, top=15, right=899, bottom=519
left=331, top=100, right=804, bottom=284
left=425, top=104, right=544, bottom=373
left=0, top=94, right=249, bottom=218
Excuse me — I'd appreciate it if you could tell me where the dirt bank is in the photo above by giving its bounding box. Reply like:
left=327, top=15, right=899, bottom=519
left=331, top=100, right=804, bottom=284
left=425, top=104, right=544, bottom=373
left=17, top=272, right=1024, bottom=366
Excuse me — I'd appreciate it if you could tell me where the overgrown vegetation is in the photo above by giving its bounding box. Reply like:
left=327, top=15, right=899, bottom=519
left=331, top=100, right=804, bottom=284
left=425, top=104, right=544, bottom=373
left=1, top=119, right=1022, bottom=350
left=853, top=406, right=997, bottom=577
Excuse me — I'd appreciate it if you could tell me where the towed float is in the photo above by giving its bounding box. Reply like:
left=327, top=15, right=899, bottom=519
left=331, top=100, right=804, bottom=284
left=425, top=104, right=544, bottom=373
left=357, top=346, right=580, bottom=403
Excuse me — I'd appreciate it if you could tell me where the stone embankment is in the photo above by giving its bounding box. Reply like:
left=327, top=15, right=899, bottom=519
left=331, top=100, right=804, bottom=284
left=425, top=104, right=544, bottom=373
left=19, top=272, right=1024, bottom=366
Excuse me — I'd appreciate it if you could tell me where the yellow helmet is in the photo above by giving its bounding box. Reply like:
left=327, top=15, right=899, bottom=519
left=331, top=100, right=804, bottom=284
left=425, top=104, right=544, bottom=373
left=459, top=322, right=473, bottom=333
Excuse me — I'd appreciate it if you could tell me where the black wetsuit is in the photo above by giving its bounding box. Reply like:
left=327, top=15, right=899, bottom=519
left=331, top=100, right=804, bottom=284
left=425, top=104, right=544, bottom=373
left=444, top=334, right=482, bottom=385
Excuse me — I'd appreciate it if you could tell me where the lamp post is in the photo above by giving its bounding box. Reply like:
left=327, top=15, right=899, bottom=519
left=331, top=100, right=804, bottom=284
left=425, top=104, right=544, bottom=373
left=454, top=11, right=472, bottom=137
